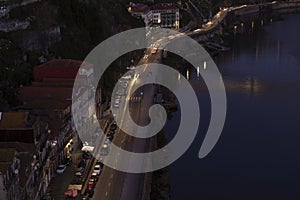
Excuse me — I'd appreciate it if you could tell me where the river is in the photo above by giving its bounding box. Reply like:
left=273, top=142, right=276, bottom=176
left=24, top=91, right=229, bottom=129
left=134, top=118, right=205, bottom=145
left=164, top=13, right=300, bottom=199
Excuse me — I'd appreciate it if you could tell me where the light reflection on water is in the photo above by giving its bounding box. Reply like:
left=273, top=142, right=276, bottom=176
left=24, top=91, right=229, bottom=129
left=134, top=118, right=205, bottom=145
left=166, top=13, right=300, bottom=200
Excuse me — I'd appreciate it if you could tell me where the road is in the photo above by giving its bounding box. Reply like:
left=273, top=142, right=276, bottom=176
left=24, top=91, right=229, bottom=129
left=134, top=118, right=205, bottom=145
left=91, top=50, right=161, bottom=200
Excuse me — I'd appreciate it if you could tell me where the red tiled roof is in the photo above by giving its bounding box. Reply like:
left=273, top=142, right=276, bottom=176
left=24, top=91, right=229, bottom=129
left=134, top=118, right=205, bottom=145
left=34, top=59, right=93, bottom=81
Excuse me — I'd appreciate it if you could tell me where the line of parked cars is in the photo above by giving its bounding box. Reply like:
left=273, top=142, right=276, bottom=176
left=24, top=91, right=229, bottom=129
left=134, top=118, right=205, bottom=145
left=82, top=122, right=117, bottom=199
left=83, top=160, right=104, bottom=199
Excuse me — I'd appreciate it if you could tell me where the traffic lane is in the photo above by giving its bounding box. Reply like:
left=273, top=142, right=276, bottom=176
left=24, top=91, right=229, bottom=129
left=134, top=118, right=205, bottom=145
left=92, top=53, right=159, bottom=199
left=92, top=87, right=156, bottom=199
left=120, top=83, right=156, bottom=200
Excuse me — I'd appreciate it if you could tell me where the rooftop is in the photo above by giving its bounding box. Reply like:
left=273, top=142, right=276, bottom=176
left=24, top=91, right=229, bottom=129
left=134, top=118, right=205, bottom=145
left=36, top=59, right=83, bottom=69
left=131, top=3, right=150, bottom=13
left=0, top=112, right=29, bottom=129
left=0, top=148, right=15, bottom=173
left=150, top=3, right=178, bottom=11
left=20, top=86, right=72, bottom=110
left=0, top=142, right=35, bottom=186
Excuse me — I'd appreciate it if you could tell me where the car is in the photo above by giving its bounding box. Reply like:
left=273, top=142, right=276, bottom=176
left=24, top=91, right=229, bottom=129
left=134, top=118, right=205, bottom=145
left=121, top=75, right=132, bottom=80
left=104, top=138, right=111, bottom=145
left=81, top=195, right=90, bottom=200
left=113, top=100, right=120, bottom=108
left=86, top=189, right=94, bottom=198
left=110, top=123, right=117, bottom=130
left=78, top=159, right=86, bottom=168
left=93, top=164, right=101, bottom=175
left=96, top=159, right=104, bottom=169
left=90, top=172, right=99, bottom=182
left=64, top=157, right=72, bottom=166
left=87, top=180, right=95, bottom=189
left=75, top=171, right=83, bottom=177
left=56, top=165, right=66, bottom=174
left=76, top=167, right=84, bottom=172
left=41, top=193, right=53, bottom=200
left=121, top=82, right=128, bottom=88
left=82, top=151, right=91, bottom=160
left=107, top=134, right=113, bottom=141
left=101, top=143, right=110, bottom=155
left=89, top=177, right=97, bottom=183
left=108, top=130, right=114, bottom=136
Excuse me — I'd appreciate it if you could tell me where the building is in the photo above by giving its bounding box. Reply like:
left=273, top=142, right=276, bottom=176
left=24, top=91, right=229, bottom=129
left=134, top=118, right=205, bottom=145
left=0, top=148, right=20, bottom=200
left=0, top=111, right=48, bottom=200
left=20, top=58, right=96, bottom=193
left=129, top=3, right=180, bottom=29
left=151, top=3, right=180, bottom=29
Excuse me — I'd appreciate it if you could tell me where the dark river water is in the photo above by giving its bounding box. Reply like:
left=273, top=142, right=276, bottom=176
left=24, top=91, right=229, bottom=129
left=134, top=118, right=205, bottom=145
left=165, top=13, right=300, bottom=199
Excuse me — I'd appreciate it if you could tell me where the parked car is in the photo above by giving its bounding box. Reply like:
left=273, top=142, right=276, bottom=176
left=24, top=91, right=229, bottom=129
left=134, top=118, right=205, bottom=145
left=113, top=98, right=120, bottom=108
left=41, top=193, right=53, bottom=200
left=110, top=123, right=117, bottom=130
left=76, top=167, right=84, bottom=173
left=87, top=180, right=95, bottom=189
left=84, top=189, right=94, bottom=198
left=78, top=159, right=86, bottom=168
left=93, top=164, right=101, bottom=175
left=107, top=134, right=113, bottom=141
left=64, top=157, right=72, bottom=166
left=108, top=130, right=114, bottom=136
left=96, top=160, right=104, bottom=169
left=56, top=165, right=66, bottom=174
left=83, top=151, right=91, bottom=159
left=81, top=194, right=90, bottom=200
left=90, top=172, right=99, bottom=182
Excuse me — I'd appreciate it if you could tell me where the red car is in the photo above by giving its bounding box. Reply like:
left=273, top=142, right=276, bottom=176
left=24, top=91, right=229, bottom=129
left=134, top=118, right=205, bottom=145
left=87, top=180, right=95, bottom=189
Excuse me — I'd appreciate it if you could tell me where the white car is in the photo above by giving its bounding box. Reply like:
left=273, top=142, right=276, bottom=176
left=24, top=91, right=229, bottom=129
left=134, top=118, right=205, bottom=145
left=93, top=165, right=101, bottom=175
left=56, top=165, right=66, bottom=174
left=113, top=98, right=121, bottom=108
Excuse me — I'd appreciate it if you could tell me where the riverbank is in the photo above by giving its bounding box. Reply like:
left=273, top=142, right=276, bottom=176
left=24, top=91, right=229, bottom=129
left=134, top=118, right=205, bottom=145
left=150, top=131, right=171, bottom=200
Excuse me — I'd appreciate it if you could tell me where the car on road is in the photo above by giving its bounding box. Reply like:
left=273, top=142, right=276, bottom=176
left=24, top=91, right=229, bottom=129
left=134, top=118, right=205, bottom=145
left=90, top=172, right=99, bottom=182
left=78, top=159, right=86, bottom=168
left=110, top=123, right=117, bottom=130
left=107, top=134, right=113, bottom=141
left=101, top=143, right=110, bottom=155
left=108, top=130, right=114, bottom=136
left=121, top=82, right=128, bottom=88
left=75, top=167, right=84, bottom=177
left=41, top=193, right=53, bottom=200
left=64, top=156, right=72, bottom=166
left=81, top=195, right=90, bottom=200
left=96, top=159, right=104, bottom=169
left=56, top=165, right=66, bottom=174
left=82, top=151, right=91, bottom=159
left=93, top=164, right=101, bottom=175
left=113, top=99, right=120, bottom=108
left=84, top=189, right=94, bottom=198
left=87, top=180, right=95, bottom=189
